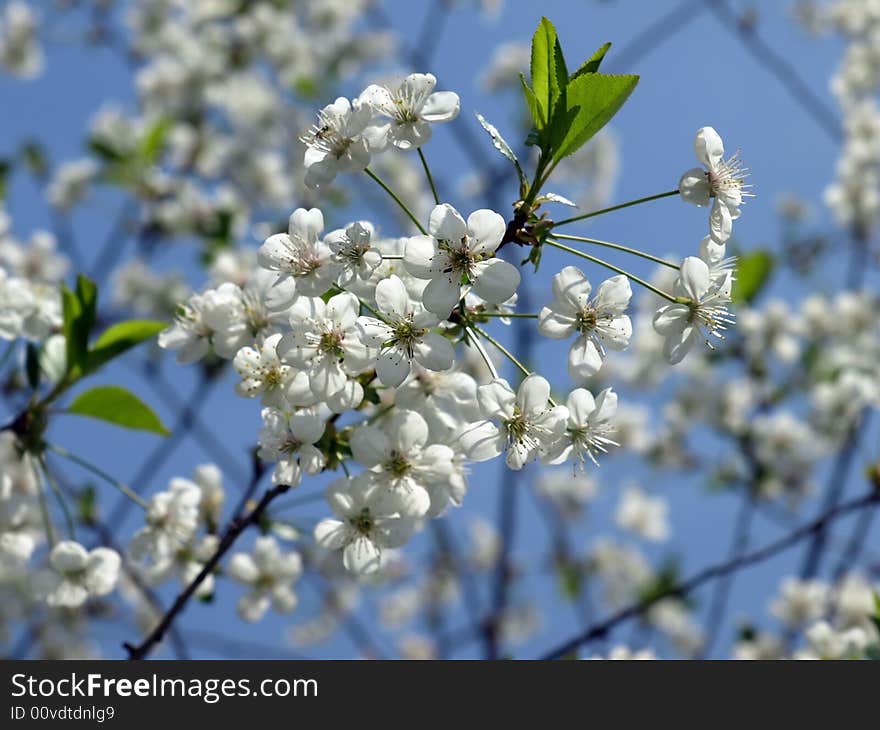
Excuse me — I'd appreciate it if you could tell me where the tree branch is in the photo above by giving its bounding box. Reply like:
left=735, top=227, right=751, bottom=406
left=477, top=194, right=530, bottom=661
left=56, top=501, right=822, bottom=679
left=539, top=490, right=879, bottom=660
left=123, top=479, right=290, bottom=660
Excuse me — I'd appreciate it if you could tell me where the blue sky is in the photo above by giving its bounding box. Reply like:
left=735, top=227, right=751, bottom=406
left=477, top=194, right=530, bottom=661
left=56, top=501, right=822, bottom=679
left=1, top=1, right=870, bottom=659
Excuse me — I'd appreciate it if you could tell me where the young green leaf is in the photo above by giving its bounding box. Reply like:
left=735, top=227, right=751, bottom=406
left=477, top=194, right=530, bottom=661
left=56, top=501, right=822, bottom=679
left=475, top=112, right=526, bottom=188
left=75, top=275, right=98, bottom=338
left=67, top=385, right=170, bottom=436
left=549, top=72, right=639, bottom=162
left=519, top=73, right=544, bottom=132
left=733, top=250, right=775, bottom=304
left=530, top=17, right=568, bottom=130
left=62, top=274, right=99, bottom=375
left=570, top=42, right=612, bottom=80
left=139, top=117, right=171, bottom=165
left=85, top=319, right=166, bottom=374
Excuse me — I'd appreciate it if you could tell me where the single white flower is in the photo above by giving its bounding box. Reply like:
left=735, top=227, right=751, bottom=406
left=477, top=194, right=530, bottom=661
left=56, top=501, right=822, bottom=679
left=459, top=374, right=569, bottom=470
left=652, top=256, right=734, bottom=364
left=678, top=126, right=751, bottom=243
left=360, top=73, right=460, bottom=150
left=404, top=203, right=520, bottom=317
left=192, top=463, right=225, bottom=530
left=771, top=578, right=830, bottom=628
left=257, top=407, right=326, bottom=486
left=349, top=409, right=455, bottom=518
left=275, top=292, right=373, bottom=403
left=326, top=221, right=383, bottom=285
left=543, top=387, right=619, bottom=467
left=228, top=536, right=302, bottom=622
left=314, top=475, right=418, bottom=576
left=233, top=333, right=297, bottom=408
left=301, top=97, right=373, bottom=189
left=538, top=266, right=632, bottom=379
left=357, top=274, right=454, bottom=387
left=128, top=478, right=201, bottom=573
left=615, top=485, right=669, bottom=542
left=42, top=541, right=120, bottom=608
left=158, top=284, right=245, bottom=363
left=258, top=208, right=339, bottom=299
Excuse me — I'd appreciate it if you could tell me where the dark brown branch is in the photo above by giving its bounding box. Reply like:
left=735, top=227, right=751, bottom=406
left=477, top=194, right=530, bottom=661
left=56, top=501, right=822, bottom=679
left=540, top=490, right=879, bottom=660
left=123, top=480, right=291, bottom=660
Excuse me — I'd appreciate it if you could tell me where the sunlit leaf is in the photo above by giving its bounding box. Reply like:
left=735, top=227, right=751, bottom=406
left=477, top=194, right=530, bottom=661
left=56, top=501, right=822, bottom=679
left=68, top=385, right=169, bottom=436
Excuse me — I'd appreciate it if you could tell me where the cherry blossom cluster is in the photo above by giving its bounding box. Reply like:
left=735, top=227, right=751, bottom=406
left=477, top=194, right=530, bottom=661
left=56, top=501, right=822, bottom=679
left=152, top=61, right=756, bottom=583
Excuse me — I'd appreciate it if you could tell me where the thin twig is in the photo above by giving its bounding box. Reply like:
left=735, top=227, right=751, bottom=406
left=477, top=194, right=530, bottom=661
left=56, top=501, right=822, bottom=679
left=124, top=477, right=288, bottom=660
left=540, top=490, right=879, bottom=659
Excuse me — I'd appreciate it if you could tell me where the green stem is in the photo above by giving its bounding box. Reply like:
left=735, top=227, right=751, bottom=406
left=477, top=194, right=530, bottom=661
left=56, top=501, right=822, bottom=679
left=39, top=457, right=75, bottom=540
left=364, top=167, right=427, bottom=235
left=471, top=324, right=530, bottom=379
left=330, top=284, right=385, bottom=321
left=553, top=189, right=679, bottom=227
left=46, top=442, right=148, bottom=509
left=464, top=326, right=499, bottom=380
left=417, top=148, right=440, bottom=205
left=473, top=324, right=558, bottom=407
left=36, top=462, right=57, bottom=549
left=552, top=233, right=679, bottom=270
left=545, top=239, right=678, bottom=303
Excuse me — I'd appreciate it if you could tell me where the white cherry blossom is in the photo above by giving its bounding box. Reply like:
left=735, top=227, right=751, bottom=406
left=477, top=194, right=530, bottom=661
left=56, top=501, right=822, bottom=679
left=404, top=203, right=519, bottom=317
left=544, top=387, right=619, bottom=468
left=314, top=474, right=418, bottom=576
left=326, top=221, right=383, bottom=285
left=228, top=536, right=302, bottom=622
left=652, top=256, right=734, bottom=364
left=459, top=375, right=568, bottom=470
left=360, top=73, right=460, bottom=150
left=233, top=333, right=298, bottom=408
left=258, top=208, right=339, bottom=299
left=679, top=126, right=751, bottom=243
left=356, top=274, right=454, bottom=387
left=349, top=409, right=455, bottom=518
left=40, top=541, right=120, bottom=608
left=257, top=407, right=326, bottom=486
left=301, top=97, right=373, bottom=189
left=128, top=478, right=201, bottom=574
left=538, top=266, right=632, bottom=380
left=275, top=292, right=373, bottom=404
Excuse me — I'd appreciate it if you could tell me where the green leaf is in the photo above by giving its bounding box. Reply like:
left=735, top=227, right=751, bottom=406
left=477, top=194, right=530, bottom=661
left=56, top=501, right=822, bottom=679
left=76, top=275, right=98, bottom=335
left=88, top=137, right=127, bottom=163
left=733, top=250, right=775, bottom=304
left=85, top=319, right=166, bottom=374
left=68, top=385, right=169, bottom=436
left=62, top=275, right=98, bottom=375
left=519, top=73, right=544, bottom=132
left=550, top=72, right=639, bottom=162
left=570, top=42, right=612, bottom=80
left=529, top=17, right=568, bottom=130
left=475, top=112, right=526, bottom=188
left=139, top=117, right=170, bottom=165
